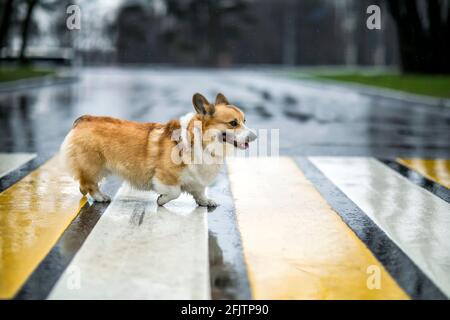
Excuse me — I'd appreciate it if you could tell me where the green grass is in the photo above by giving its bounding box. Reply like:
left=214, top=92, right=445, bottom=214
left=308, top=73, right=450, bottom=99
left=0, top=67, right=55, bottom=83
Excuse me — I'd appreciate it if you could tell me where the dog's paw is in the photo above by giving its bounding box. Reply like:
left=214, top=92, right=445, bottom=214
left=196, top=198, right=219, bottom=207
left=91, top=192, right=111, bottom=203
left=157, top=194, right=169, bottom=206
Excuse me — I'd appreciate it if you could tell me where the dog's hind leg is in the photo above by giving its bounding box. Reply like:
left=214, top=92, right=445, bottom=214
left=79, top=178, right=111, bottom=202
left=63, top=135, right=110, bottom=202
left=78, top=169, right=111, bottom=203
left=153, top=177, right=181, bottom=206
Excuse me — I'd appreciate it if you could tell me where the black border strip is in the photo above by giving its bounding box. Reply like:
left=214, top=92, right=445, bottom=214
left=207, top=168, right=252, bottom=300
left=294, top=157, right=447, bottom=300
left=1, top=300, right=447, bottom=318
left=0, top=154, right=50, bottom=193
left=13, top=177, right=122, bottom=300
left=380, top=159, right=450, bottom=204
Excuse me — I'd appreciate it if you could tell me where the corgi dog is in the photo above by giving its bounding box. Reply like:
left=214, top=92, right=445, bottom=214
left=61, top=93, right=257, bottom=207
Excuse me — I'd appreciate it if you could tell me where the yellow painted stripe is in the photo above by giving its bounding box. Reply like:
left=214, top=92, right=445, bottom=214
left=0, top=155, right=86, bottom=299
left=397, top=158, right=450, bottom=189
left=227, top=157, right=408, bottom=300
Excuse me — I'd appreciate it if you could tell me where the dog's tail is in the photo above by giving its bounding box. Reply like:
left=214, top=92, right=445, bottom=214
left=59, top=129, right=77, bottom=178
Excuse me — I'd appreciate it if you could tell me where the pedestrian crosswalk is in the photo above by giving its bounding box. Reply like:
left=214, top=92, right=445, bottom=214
left=310, top=157, right=450, bottom=298
left=227, top=157, right=408, bottom=299
left=0, top=156, right=87, bottom=299
left=0, top=153, right=449, bottom=300
left=396, top=158, right=450, bottom=189
left=48, top=186, right=210, bottom=300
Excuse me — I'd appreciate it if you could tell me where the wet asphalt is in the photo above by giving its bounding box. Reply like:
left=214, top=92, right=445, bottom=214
left=1, top=67, right=449, bottom=158
left=1, top=67, right=450, bottom=299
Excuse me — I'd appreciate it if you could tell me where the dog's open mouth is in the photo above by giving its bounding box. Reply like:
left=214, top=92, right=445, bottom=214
left=222, top=132, right=249, bottom=150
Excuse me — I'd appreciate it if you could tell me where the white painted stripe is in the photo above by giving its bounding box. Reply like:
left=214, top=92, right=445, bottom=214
left=0, top=153, right=35, bottom=178
left=309, top=157, right=450, bottom=297
left=48, top=184, right=210, bottom=300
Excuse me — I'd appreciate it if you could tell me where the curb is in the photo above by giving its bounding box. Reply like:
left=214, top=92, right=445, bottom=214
left=0, top=73, right=79, bottom=93
left=287, top=74, right=450, bottom=109
left=281, top=73, right=450, bottom=108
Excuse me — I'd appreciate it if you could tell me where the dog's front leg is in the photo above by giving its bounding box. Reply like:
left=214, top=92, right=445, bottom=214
left=189, top=187, right=219, bottom=207
left=153, top=178, right=181, bottom=206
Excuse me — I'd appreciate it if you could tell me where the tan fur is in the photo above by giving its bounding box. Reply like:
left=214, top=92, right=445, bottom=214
left=61, top=93, right=251, bottom=205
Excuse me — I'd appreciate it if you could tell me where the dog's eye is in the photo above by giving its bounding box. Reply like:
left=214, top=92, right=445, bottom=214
left=229, top=120, right=238, bottom=127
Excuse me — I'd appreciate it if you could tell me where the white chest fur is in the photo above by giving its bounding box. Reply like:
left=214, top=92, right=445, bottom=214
left=180, top=163, right=223, bottom=190
left=178, top=112, right=224, bottom=191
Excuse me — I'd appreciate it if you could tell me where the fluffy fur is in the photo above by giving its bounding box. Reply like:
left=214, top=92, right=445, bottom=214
left=60, top=93, right=257, bottom=206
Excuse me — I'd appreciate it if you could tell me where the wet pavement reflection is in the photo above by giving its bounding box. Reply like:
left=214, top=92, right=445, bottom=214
left=0, top=68, right=449, bottom=158
left=207, top=170, right=251, bottom=299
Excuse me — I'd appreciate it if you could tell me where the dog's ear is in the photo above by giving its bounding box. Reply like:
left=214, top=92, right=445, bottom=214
left=215, top=93, right=229, bottom=106
left=193, top=93, right=215, bottom=115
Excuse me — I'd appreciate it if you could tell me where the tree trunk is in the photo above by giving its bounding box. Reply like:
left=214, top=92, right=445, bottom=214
left=427, top=0, right=450, bottom=73
left=386, top=0, right=450, bottom=74
left=0, top=0, right=15, bottom=50
left=19, top=0, right=38, bottom=65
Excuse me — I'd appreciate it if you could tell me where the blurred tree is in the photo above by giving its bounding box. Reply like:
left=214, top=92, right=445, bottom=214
left=19, top=0, right=38, bottom=64
left=108, top=0, right=398, bottom=67
left=0, top=0, right=15, bottom=51
left=385, top=0, right=450, bottom=73
left=164, top=0, right=251, bottom=66
left=18, top=0, right=59, bottom=64
left=114, top=3, right=163, bottom=64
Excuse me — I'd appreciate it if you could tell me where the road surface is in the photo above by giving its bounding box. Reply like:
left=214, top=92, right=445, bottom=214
left=0, top=68, right=449, bottom=300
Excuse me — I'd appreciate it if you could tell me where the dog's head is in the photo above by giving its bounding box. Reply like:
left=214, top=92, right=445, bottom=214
left=192, top=93, right=257, bottom=150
